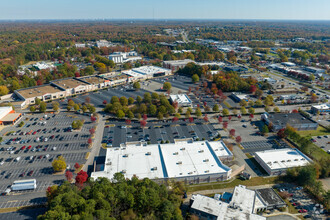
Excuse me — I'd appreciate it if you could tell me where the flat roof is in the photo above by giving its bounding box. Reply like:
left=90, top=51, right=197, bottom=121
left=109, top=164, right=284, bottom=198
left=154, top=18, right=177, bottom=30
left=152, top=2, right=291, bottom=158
left=170, top=94, right=192, bottom=104
left=79, top=76, right=105, bottom=85
left=255, top=148, right=311, bottom=171
left=52, top=78, right=89, bottom=89
left=163, top=59, right=195, bottom=65
left=191, top=194, right=227, bottom=217
left=255, top=188, right=286, bottom=207
left=91, top=140, right=231, bottom=180
left=0, top=113, right=21, bottom=122
left=16, top=85, right=64, bottom=99
left=313, top=103, right=330, bottom=110
left=133, top=66, right=170, bottom=75
left=264, top=113, right=317, bottom=126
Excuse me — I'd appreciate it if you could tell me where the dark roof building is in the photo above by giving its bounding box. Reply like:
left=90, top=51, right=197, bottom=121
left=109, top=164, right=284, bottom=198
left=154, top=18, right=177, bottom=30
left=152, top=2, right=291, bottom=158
left=261, top=112, right=318, bottom=131
left=255, top=188, right=286, bottom=210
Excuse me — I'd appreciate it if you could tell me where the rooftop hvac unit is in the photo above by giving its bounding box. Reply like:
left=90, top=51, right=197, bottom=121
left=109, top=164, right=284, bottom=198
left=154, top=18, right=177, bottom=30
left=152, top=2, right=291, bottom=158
left=123, top=154, right=128, bottom=158
left=121, top=170, right=126, bottom=174
left=198, top=150, right=204, bottom=153
left=294, top=159, right=298, bottom=161
left=203, top=159, right=209, bottom=162
left=151, top=167, right=157, bottom=171
left=180, top=148, right=185, bottom=150
left=188, top=172, right=193, bottom=175
left=145, top=152, right=151, bottom=156
left=173, top=152, right=179, bottom=155
left=281, top=160, right=285, bottom=163
left=273, top=161, right=278, bottom=163
left=205, top=170, right=209, bottom=173
left=301, top=158, right=305, bottom=160
left=287, top=160, right=291, bottom=162
left=176, top=161, right=182, bottom=165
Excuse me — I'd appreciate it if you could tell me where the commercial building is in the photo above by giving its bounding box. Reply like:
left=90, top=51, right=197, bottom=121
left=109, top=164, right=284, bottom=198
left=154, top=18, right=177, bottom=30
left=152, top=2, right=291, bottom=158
left=104, top=74, right=129, bottom=86
left=254, top=148, right=312, bottom=175
left=190, top=185, right=267, bottom=220
left=96, top=40, right=112, bottom=48
left=169, top=94, right=192, bottom=107
left=123, top=66, right=171, bottom=81
left=255, top=188, right=286, bottom=210
left=109, top=51, right=141, bottom=64
left=311, top=103, right=330, bottom=114
left=14, top=85, right=66, bottom=105
left=51, top=78, right=90, bottom=96
left=304, top=67, right=326, bottom=75
left=91, top=140, right=232, bottom=184
left=281, top=62, right=296, bottom=67
left=163, top=59, right=195, bottom=72
left=230, top=92, right=249, bottom=102
left=270, top=88, right=299, bottom=94
left=261, top=112, right=318, bottom=131
left=78, top=76, right=111, bottom=90
left=0, top=106, right=22, bottom=126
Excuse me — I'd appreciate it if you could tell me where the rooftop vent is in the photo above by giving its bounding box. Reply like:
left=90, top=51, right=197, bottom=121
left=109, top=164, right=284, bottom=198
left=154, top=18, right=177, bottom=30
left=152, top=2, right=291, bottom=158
left=203, top=159, right=209, bottom=162
left=151, top=167, right=157, bottom=171
left=123, top=154, right=128, bottom=158
left=205, top=170, right=209, bottom=173
left=145, top=152, right=151, bottom=156
left=180, top=148, right=185, bottom=151
left=173, top=152, right=179, bottom=155
left=198, top=150, right=204, bottom=153
left=177, top=161, right=182, bottom=165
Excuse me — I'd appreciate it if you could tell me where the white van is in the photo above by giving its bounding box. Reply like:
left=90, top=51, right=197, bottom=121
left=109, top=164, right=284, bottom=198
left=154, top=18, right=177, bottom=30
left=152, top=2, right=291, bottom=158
left=15, top=156, right=21, bottom=162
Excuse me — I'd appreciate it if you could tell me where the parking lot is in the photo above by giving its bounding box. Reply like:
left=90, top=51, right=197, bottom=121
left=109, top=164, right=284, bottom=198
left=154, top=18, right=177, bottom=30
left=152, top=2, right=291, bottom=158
left=0, top=112, right=94, bottom=208
left=311, top=135, right=330, bottom=153
left=276, top=183, right=327, bottom=219
left=102, top=118, right=219, bottom=148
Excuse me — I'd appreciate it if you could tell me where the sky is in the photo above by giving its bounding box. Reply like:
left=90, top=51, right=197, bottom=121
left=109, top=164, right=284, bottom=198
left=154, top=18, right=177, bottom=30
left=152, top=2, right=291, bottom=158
left=1, top=0, right=330, bottom=20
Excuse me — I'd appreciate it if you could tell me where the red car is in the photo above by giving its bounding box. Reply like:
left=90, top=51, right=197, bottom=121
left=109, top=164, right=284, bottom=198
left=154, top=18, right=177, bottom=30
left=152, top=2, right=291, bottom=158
left=27, top=145, right=32, bottom=149
left=292, top=203, right=297, bottom=206
left=27, top=170, right=34, bottom=176
left=299, top=209, right=307, bottom=213
left=21, top=146, right=26, bottom=150
left=32, top=131, right=37, bottom=135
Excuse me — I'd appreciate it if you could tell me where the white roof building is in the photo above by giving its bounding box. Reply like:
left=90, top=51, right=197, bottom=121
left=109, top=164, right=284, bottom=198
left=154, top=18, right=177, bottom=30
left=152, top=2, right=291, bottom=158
left=170, top=94, right=192, bottom=107
left=190, top=185, right=266, bottom=220
left=123, top=66, right=171, bottom=81
left=254, top=148, right=312, bottom=175
left=91, top=140, right=232, bottom=183
left=312, top=103, right=330, bottom=113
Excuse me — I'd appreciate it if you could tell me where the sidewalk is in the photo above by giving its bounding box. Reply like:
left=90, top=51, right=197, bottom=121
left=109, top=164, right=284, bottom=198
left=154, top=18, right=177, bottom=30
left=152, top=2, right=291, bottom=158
left=82, top=113, right=105, bottom=172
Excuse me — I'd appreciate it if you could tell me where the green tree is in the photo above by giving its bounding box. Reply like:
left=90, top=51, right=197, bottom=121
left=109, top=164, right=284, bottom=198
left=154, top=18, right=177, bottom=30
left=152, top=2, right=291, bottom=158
left=240, top=107, right=247, bottom=115
left=133, top=82, right=141, bottom=91
left=136, top=96, right=142, bottom=104
left=163, top=82, right=172, bottom=91
left=255, top=99, right=263, bottom=107
left=127, top=111, right=134, bottom=119
left=239, top=100, right=247, bottom=107
left=143, top=93, right=152, bottom=104
left=262, top=125, right=269, bottom=134
left=157, top=112, right=164, bottom=120
left=195, top=107, right=202, bottom=117
left=111, top=96, right=119, bottom=104
left=35, top=97, right=41, bottom=105
left=72, top=120, right=84, bottom=130
left=52, top=156, right=66, bottom=172
left=148, top=104, right=157, bottom=116
left=119, top=96, right=128, bottom=106
left=248, top=107, right=255, bottom=115
left=128, top=97, right=135, bottom=105
left=39, top=102, right=47, bottom=113
left=0, top=86, right=9, bottom=96
left=192, top=74, right=200, bottom=83
left=274, top=106, right=280, bottom=113
left=222, top=108, right=229, bottom=116
left=213, top=104, right=220, bottom=112
left=116, top=110, right=125, bottom=119
left=73, top=104, right=80, bottom=111
left=30, top=106, right=36, bottom=112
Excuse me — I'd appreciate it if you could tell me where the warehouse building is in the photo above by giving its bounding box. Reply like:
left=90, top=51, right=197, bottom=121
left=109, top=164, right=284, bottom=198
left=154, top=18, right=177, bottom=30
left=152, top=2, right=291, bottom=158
left=261, top=112, right=318, bottom=131
left=254, top=148, right=312, bottom=175
left=169, top=94, right=192, bottom=107
left=91, top=140, right=232, bottom=184
left=163, top=59, right=195, bottom=72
